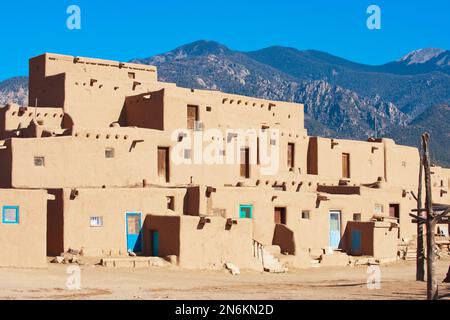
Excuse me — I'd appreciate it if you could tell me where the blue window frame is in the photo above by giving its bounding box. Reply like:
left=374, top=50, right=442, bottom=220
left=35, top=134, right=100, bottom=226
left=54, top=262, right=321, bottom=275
left=2, top=206, right=19, bottom=224
left=239, top=205, right=253, bottom=219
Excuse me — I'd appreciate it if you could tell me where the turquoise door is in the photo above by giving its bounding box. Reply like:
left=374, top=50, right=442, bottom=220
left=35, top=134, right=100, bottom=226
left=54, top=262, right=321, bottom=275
left=151, top=231, right=159, bottom=256
left=351, top=230, right=362, bottom=255
left=239, top=205, right=253, bottom=218
left=329, top=211, right=341, bottom=249
left=126, top=212, right=142, bottom=253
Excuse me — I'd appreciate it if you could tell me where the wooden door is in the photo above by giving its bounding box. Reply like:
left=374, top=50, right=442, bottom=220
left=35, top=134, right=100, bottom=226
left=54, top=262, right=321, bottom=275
left=240, top=148, right=250, bottom=178
left=389, top=204, right=400, bottom=219
left=274, top=207, right=286, bottom=225
left=187, top=105, right=198, bottom=130
left=288, top=143, right=295, bottom=169
left=342, top=153, right=350, bottom=178
left=158, top=147, right=170, bottom=183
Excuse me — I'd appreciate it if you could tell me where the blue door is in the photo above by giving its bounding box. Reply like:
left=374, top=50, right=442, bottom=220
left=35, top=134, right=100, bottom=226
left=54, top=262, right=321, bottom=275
left=329, top=211, right=341, bottom=249
left=126, top=212, right=142, bottom=253
left=151, top=231, right=159, bottom=256
left=351, top=230, right=362, bottom=255
left=239, top=205, right=253, bottom=218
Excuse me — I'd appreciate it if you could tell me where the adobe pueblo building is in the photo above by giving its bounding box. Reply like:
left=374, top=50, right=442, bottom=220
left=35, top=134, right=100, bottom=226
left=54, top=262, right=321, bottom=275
left=0, top=53, right=449, bottom=270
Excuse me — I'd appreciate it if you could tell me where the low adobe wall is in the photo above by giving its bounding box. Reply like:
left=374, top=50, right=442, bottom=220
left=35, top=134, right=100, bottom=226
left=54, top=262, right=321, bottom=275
left=0, top=189, right=47, bottom=268
left=146, top=214, right=258, bottom=270
left=344, top=221, right=398, bottom=259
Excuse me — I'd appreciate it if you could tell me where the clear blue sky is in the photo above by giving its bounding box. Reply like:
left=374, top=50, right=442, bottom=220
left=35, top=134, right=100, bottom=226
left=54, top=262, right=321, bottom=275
left=1, top=0, right=449, bottom=80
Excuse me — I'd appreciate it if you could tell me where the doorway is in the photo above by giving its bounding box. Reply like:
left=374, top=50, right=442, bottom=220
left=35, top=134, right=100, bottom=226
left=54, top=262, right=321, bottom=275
left=274, top=207, right=286, bottom=225
left=240, top=147, right=250, bottom=178
left=187, top=105, right=198, bottom=130
left=342, top=153, right=350, bottom=178
left=149, top=230, right=159, bottom=256
left=126, top=212, right=142, bottom=253
left=329, top=211, right=341, bottom=249
left=158, top=147, right=170, bottom=183
left=389, top=204, right=400, bottom=238
left=351, top=230, right=362, bottom=255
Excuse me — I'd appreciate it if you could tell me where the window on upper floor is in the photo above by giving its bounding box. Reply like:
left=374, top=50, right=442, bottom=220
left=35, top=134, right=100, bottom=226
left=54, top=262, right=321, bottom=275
left=374, top=204, right=384, bottom=215
left=301, top=211, right=310, bottom=220
left=105, top=148, right=115, bottom=159
left=34, top=156, right=45, bottom=167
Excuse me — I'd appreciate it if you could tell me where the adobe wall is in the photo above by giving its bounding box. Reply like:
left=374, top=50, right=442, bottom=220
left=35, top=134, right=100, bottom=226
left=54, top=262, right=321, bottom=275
left=373, top=223, right=398, bottom=258
left=155, top=85, right=305, bottom=133
left=0, top=104, right=64, bottom=140
left=383, top=139, right=420, bottom=188
left=361, top=186, right=418, bottom=240
left=29, top=53, right=161, bottom=128
left=144, top=215, right=181, bottom=258
left=431, top=166, right=450, bottom=204
left=209, top=187, right=381, bottom=252
left=308, top=136, right=421, bottom=189
left=344, top=221, right=398, bottom=259
left=7, top=129, right=159, bottom=189
left=0, top=189, right=47, bottom=268
left=5, top=124, right=311, bottom=188
left=178, top=215, right=257, bottom=270
left=309, top=137, right=385, bottom=184
left=344, top=222, right=374, bottom=255
left=58, top=187, right=186, bottom=256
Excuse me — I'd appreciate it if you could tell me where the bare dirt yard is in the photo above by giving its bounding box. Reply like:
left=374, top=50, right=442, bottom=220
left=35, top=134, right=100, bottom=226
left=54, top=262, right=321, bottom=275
left=0, top=257, right=448, bottom=300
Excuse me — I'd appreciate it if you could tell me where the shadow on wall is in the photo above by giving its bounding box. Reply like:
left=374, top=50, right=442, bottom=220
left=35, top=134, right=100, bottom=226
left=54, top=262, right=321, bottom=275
left=272, top=224, right=296, bottom=255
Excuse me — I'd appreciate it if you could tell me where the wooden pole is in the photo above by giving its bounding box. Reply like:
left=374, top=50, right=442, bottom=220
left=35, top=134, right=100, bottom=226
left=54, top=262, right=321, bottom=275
left=421, top=133, right=438, bottom=300
left=416, top=143, right=425, bottom=282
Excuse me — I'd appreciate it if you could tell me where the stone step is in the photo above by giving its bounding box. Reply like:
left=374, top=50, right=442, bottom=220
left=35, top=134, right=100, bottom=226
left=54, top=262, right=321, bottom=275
left=310, top=259, right=321, bottom=268
left=101, top=257, right=167, bottom=268
left=264, top=266, right=288, bottom=273
left=259, top=246, right=288, bottom=273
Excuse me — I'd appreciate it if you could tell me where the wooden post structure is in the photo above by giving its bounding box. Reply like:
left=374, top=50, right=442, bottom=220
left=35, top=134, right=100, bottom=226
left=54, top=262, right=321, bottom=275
left=421, top=133, right=438, bottom=300
left=416, top=140, right=425, bottom=281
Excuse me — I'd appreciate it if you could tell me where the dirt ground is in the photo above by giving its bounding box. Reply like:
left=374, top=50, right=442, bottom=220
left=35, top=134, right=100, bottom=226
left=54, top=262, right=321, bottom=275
left=0, top=257, right=448, bottom=300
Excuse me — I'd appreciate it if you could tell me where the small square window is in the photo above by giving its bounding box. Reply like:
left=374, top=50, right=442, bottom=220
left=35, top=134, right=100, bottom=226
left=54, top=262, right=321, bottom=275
left=401, top=161, right=407, bottom=167
left=301, top=211, right=310, bottom=219
left=34, top=156, right=45, bottom=167
left=206, top=106, right=212, bottom=112
left=2, top=206, right=19, bottom=224
left=128, top=72, right=135, bottom=79
left=90, top=216, right=103, bottom=227
left=105, top=148, right=115, bottom=159
left=374, top=204, right=384, bottom=214
left=239, top=205, right=253, bottom=219
left=353, top=213, right=362, bottom=221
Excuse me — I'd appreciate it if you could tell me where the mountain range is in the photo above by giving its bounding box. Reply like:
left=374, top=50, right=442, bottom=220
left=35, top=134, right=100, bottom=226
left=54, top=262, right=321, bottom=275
left=1, top=41, right=449, bottom=165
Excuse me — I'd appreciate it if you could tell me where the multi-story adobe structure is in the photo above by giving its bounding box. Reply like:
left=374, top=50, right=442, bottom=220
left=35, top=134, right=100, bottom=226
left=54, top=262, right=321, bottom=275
left=0, top=53, right=449, bottom=270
